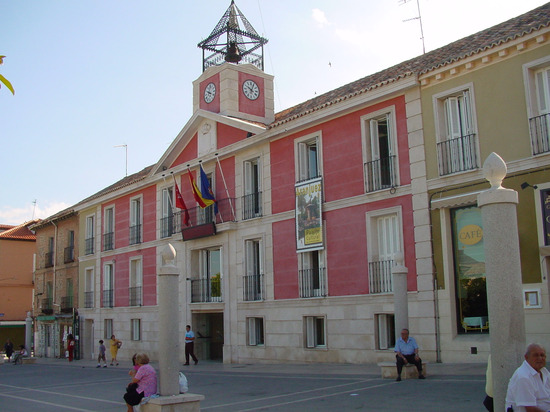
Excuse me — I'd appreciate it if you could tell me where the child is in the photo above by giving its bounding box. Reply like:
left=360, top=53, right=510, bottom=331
left=97, top=340, right=107, bottom=368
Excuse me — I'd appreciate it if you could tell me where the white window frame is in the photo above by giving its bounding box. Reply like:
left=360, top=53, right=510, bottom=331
left=524, top=56, right=550, bottom=118
left=304, top=315, right=326, bottom=348
left=244, top=238, right=263, bottom=301
left=104, top=319, right=113, bottom=340
left=365, top=206, right=403, bottom=263
left=199, top=247, right=222, bottom=302
left=129, top=256, right=143, bottom=306
left=104, top=205, right=115, bottom=250
left=103, top=262, right=114, bottom=307
left=243, top=157, right=262, bottom=219
left=130, top=195, right=143, bottom=243
left=247, top=317, right=265, bottom=346
left=85, top=267, right=94, bottom=294
left=298, top=249, right=326, bottom=297
left=294, top=132, right=322, bottom=182
left=360, top=106, right=399, bottom=190
left=375, top=313, right=395, bottom=350
left=131, top=319, right=141, bottom=341
left=85, top=214, right=94, bottom=240
left=433, top=84, right=477, bottom=144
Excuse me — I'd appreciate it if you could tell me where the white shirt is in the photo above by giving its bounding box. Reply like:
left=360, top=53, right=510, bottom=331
left=505, top=360, right=550, bottom=412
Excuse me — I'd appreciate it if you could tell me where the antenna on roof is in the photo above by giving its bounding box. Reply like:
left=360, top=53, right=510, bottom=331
left=399, top=0, right=426, bottom=54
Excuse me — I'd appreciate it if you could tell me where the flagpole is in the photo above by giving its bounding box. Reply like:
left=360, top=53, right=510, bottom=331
left=215, top=153, right=236, bottom=221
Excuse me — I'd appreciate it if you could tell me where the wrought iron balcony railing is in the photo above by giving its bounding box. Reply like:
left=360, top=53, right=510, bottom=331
left=159, top=198, right=237, bottom=238
left=129, top=286, right=142, bottom=306
left=61, top=296, right=73, bottom=312
left=102, top=289, right=114, bottom=308
left=243, top=273, right=264, bottom=301
left=41, top=297, right=53, bottom=314
left=529, top=113, right=550, bottom=155
left=298, top=267, right=327, bottom=298
left=368, top=259, right=394, bottom=294
left=364, top=156, right=397, bottom=193
left=85, top=237, right=94, bottom=255
left=64, top=246, right=74, bottom=263
left=84, top=291, right=94, bottom=308
left=103, top=232, right=114, bottom=251
left=45, top=252, right=54, bottom=268
left=190, top=276, right=223, bottom=303
left=129, top=224, right=142, bottom=245
left=437, top=133, right=479, bottom=176
left=242, top=192, right=262, bottom=220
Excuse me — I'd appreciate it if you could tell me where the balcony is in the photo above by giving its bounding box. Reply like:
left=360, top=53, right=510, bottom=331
left=84, top=291, right=94, bottom=308
left=364, top=156, right=397, bottom=193
left=437, top=133, right=479, bottom=176
left=61, top=296, right=73, bottom=313
left=242, top=192, right=262, bottom=220
left=64, top=246, right=74, bottom=263
left=85, top=237, right=94, bottom=255
left=102, top=289, right=114, bottom=308
left=243, top=273, right=264, bottom=301
left=190, top=275, right=222, bottom=303
left=129, top=224, right=142, bottom=245
left=159, top=198, right=237, bottom=239
left=104, top=232, right=114, bottom=251
left=298, top=267, right=327, bottom=298
left=529, top=113, right=550, bottom=155
left=129, top=286, right=142, bottom=306
left=41, top=298, right=53, bottom=314
left=45, top=252, right=54, bottom=268
left=368, top=259, right=394, bottom=294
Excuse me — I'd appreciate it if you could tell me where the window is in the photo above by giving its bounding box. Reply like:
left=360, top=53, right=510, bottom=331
left=45, top=237, right=54, bottom=267
left=104, top=319, right=113, bottom=340
left=366, top=208, right=402, bottom=294
left=103, top=263, right=114, bottom=308
left=243, top=158, right=262, bottom=219
left=362, top=109, right=398, bottom=192
left=434, top=85, right=479, bottom=175
left=129, top=197, right=142, bottom=244
left=375, top=313, right=395, bottom=350
left=304, top=316, right=326, bottom=348
left=524, top=59, right=550, bottom=155
left=85, top=215, right=95, bottom=255
left=298, top=250, right=326, bottom=298
left=104, top=206, right=114, bottom=251
left=244, top=239, right=263, bottom=301
left=192, top=248, right=222, bottom=303
left=131, top=319, right=141, bottom=341
left=65, top=230, right=75, bottom=263
left=451, top=206, right=488, bottom=333
left=161, top=187, right=174, bottom=238
left=247, top=317, right=264, bottom=346
left=296, top=135, right=321, bottom=182
left=85, top=267, right=94, bottom=308
left=129, top=257, right=142, bottom=306
left=62, top=278, right=74, bottom=310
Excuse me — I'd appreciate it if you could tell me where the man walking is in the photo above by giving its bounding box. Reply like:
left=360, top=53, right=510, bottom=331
left=394, top=328, right=425, bottom=381
left=184, top=325, right=198, bottom=365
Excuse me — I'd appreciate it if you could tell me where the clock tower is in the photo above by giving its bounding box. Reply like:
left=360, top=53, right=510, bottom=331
left=193, top=1, right=274, bottom=124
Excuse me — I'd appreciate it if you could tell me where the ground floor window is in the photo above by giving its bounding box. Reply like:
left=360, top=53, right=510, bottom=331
left=247, top=317, right=264, bottom=346
left=104, top=319, right=113, bottom=339
left=375, top=313, right=395, bottom=349
left=304, top=316, right=326, bottom=348
left=451, top=206, right=489, bottom=333
left=131, top=319, right=141, bottom=341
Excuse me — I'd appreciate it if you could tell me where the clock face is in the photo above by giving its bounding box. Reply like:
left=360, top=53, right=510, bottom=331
left=242, top=79, right=260, bottom=101
left=204, top=82, right=216, bottom=103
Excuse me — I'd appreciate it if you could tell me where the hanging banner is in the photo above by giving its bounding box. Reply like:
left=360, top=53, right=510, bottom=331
left=542, top=189, right=550, bottom=246
left=295, top=178, right=323, bottom=251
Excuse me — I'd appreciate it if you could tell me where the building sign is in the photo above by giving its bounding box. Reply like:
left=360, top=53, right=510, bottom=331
left=295, top=178, right=323, bottom=251
left=541, top=189, right=550, bottom=245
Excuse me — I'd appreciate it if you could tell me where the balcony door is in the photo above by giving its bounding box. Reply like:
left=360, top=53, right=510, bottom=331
left=200, top=248, right=221, bottom=302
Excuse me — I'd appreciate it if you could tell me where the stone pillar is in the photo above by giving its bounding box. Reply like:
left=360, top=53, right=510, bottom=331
left=477, top=153, right=525, bottom=412
left=392, top=252, right=409, bottom=338
left=25, top=312, right=32, bottom=354
left=158, top=244, right=180, bottom=396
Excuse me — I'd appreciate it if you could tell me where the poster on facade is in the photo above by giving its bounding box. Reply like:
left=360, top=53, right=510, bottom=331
left=295, top=178, right=323, bottom=251
left=542, top=189, right=550, bottom=245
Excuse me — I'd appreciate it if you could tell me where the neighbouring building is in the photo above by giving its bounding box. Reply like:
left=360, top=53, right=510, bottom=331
left=31, top=210, right=79, bottom=358
left=0, top=221, right=39, bottom=348
left=36, top=2, right=550, bottom=365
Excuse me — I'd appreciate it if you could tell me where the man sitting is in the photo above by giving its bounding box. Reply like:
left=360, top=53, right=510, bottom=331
left=394, top=328, right=424, bottom=381
left=13, top=345, right=28, bottom=365
left=505, top=343, right=550, bottom=412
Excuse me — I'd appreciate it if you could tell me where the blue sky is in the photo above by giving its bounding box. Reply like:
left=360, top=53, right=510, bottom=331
left=1, top=0, right=546, bottom=225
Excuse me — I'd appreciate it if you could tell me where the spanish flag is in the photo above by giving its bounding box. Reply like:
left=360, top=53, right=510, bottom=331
left=189, top=166, right=217, bottom=212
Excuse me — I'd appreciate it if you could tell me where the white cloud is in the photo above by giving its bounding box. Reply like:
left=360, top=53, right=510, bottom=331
left=311, top=8, right=329, bottom=27
left=0, top=201, right=71, bottom=225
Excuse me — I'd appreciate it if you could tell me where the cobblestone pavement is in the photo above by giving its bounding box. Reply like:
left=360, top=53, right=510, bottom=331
left=0, top=358, right=487, bottom=411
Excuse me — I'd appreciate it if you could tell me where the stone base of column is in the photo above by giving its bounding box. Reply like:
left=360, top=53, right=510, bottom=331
left=141, top=393, right=205, bottom=412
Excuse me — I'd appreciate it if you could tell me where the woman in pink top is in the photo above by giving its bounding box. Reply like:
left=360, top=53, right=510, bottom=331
left=123, top=353, right=157, bottom=411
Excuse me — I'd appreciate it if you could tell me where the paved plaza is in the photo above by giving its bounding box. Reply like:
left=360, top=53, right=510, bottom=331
left=0, top=358, right=488, bottom=411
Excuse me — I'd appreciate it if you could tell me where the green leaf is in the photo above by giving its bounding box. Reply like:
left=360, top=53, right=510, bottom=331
left=0, top=74, right=15, bottom=95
